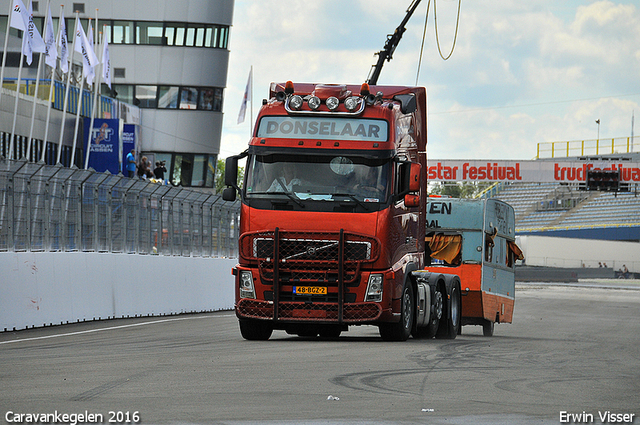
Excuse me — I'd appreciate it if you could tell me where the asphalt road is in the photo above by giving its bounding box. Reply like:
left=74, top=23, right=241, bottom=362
left=1, top=282, right=639, bottom=425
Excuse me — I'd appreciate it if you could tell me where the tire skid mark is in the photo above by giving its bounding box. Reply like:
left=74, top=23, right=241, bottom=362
left=70, top=371, right=148, bottom=402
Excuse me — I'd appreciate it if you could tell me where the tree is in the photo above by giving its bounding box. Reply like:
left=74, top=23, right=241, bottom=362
left=215, top=158, right=244, bottom=194
left=429, top=181, right=493, bottom=198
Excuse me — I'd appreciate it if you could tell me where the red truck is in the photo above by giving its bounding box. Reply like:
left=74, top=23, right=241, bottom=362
left=223, top=81, right=462, bottom=340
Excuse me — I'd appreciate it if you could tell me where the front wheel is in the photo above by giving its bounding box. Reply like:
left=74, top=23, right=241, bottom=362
left=380, top=281, right=414, bottom=341
left=239, top=319, right=273, bottom=340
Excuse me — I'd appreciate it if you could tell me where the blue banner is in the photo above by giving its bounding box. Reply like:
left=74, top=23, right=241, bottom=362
left=122, top=124, right=136, bottom=174
left=84, top=118, right=120, bottom=174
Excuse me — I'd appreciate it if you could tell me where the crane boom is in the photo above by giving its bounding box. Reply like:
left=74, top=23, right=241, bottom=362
left=366, top=0, right=423, bottom=85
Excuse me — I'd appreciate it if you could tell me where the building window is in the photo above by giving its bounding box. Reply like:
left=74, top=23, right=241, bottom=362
left=72, top=3, right=85, bottom=14
left=137, top=21, right=165, bottom=45
left=114, top=68, right=125, bottom=78
left=179, top=87, right=198, bottom=110
left=112, top=20, right=134, bottom=44
left=158, top=86, right=179, bottom=109
left=136, top=85, right=157, bottom=108
left=111, top=84, right=134, bottom=104
left=163, top=153, right=216, bottom=188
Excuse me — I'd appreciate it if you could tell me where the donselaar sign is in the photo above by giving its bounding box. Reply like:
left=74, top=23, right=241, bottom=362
left=428, top=160, right=640, bottom=183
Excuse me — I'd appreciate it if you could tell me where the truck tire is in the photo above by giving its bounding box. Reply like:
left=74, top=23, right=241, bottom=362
left=379, top=281, right=414, bottom=341
left=239, top=319, right=273, bottom=340
left=436, top=284, right=461, bottom=339
left=482, top=320, right=494, bottom=337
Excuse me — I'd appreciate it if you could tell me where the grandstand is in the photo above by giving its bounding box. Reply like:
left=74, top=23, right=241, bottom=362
left=492, top=153, right=640, bottom=242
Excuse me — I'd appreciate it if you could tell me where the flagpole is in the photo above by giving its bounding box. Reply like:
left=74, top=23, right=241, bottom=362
left=26, top=50, right=43, bottom=161
left=70, top=13, right=84, bottom=167
left=26, top=0, right=52, bottom=162
left=85, top=27, right=103, bottom=170
left=9, top=35, right=26, bottom=160
left=0, top=0, right=13, bottom=105
left=57, top=10, right=77, bottom=165
left=42, top=3, right=63, bottom=163
left=250, top=65, right=253, bottom=137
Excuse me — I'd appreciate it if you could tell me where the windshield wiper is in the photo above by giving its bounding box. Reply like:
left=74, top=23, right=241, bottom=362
left=332, top=192, right=369, bottom=211
left=269, top=191, right=305, bottom=208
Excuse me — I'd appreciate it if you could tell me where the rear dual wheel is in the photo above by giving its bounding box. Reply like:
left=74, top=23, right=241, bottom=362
left=436, top=284, right=461, bottom=339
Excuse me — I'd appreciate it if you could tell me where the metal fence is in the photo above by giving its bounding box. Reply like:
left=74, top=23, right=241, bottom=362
left=0, top=158, right=240, bottom=257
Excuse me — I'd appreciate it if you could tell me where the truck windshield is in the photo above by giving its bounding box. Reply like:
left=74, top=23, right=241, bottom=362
left=245, top=153, right=390, bottom=204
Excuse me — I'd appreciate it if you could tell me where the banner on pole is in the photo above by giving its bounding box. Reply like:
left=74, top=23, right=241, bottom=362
left=84, top=118, right=120, bottom=174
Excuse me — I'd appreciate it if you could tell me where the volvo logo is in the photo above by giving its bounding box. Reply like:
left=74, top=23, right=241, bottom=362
left=306, top=246, right=317, bottom=256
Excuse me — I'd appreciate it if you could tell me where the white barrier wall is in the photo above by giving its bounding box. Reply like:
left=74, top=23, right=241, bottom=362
left=516, top=235, right=640, bottom=272
left=0, top=253, right=238, bottom=332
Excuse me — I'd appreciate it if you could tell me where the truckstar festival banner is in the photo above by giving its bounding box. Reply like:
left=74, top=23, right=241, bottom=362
left=428, top=160, right=640, bottom=183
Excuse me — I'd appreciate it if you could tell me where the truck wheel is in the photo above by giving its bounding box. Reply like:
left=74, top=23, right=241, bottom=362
left=239, top=319, right=273, bottom=340
left=436, top=284, right=461, bottom=339
left=482, top=320, right=494, bottom=337
left=379, top=281, right=414, bottom=341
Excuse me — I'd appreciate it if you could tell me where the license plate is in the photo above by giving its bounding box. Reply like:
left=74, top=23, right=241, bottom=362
left=293, top=286, right=327, bottom=295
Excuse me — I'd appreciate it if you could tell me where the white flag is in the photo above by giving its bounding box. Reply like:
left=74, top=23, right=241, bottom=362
left=86, top=19, right=95, bottom=85
left=237, top=68, right=252, bottom=124
left=101, top=35, right=111, bottom=88
left=9, top=0, right=29, bottom=31
left=73, top=17, right=99, bottom=79
left=44, top=5, right=57, bottom=69
left=58, top=9, right=68, bottom=73
left=21, top=1, right=46, bottom=65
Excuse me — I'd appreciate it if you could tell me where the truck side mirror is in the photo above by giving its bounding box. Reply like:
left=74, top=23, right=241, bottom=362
left=222, top=187, right=236, bottom=202
left=225, top=156, right=238, bottom=187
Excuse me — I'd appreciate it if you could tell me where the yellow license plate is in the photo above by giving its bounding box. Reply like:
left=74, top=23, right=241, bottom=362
left=293, top=286, right=327, bottom=295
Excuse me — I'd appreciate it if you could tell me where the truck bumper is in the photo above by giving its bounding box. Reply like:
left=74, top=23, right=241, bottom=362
left=236, top=298, right=382, bottom=323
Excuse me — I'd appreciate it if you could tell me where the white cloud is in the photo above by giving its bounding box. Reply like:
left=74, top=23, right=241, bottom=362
left=221, top=1, right=640, bottom=161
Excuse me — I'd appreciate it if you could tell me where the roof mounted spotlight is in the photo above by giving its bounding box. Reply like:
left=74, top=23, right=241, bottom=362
left=344, top=96, right=360, bottom=112
left=307, top=96, right=321, bottom=110
left=326, top=96, right=340, bottom=111
left=289, top=95, right=303, bottom=110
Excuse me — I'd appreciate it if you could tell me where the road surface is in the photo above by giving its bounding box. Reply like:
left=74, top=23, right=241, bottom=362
left=1, top=282, right=639, bottom=425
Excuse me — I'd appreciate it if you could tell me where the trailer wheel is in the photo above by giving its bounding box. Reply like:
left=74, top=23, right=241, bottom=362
left=379, top=281, right=414, bottom=341
left=436, top=284, right=461, bottom=339
left=482, top=320, right=494, bottom=337
left=239, top=319, right=273, bottom=341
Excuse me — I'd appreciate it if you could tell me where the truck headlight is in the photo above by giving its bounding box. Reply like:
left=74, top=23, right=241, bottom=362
left=289, top=95, right=303, bottom=110
left=326, top=96, right=339, bottom=111
left=308, top=96, right=321, bottom=110
left=366, top=274, right=383, bottom=302
left=344, top=96, right=360, bottom=111
left=239, top=270, right=256, bottom=299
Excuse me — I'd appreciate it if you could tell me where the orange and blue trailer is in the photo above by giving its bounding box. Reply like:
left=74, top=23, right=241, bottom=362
left=417, top=197, right=522, bottom=336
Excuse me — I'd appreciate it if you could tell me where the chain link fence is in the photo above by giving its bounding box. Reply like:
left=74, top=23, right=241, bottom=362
left=0, top=158, right=240, bottom=257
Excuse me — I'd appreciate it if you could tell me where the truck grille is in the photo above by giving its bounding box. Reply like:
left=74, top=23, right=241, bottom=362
left=239, top=230, right=380, bottom=286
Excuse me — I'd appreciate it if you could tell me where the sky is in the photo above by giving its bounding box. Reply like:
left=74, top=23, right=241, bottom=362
left=219, top=0, right=640, bottom=161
